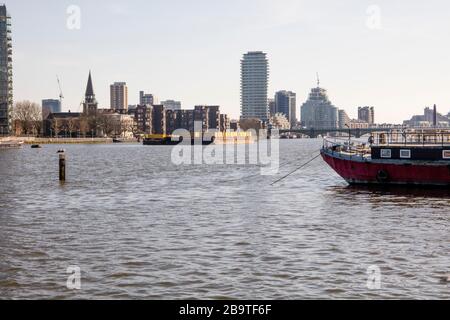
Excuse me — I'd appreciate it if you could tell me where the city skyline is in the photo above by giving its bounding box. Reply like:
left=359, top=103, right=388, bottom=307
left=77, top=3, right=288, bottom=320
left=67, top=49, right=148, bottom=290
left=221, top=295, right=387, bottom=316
left=6, top=0, right=450, bottom=123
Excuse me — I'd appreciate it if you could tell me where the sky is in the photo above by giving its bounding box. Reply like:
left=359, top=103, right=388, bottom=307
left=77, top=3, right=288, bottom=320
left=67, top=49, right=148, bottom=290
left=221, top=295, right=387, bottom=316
left=7, top=0, right=450, bottom=123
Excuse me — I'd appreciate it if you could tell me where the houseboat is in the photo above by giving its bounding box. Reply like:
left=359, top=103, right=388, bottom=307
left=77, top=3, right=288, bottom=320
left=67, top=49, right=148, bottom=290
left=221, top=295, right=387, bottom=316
left=321, top=129, right=450, bottom=186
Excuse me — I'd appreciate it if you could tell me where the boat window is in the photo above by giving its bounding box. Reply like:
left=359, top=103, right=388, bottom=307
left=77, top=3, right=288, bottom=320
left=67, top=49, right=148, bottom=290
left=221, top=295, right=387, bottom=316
left=400, top=149, right=411, bottom=159
left=380, top=149, right=392, bottom=158
left=443, top=150, right=450, bottom=159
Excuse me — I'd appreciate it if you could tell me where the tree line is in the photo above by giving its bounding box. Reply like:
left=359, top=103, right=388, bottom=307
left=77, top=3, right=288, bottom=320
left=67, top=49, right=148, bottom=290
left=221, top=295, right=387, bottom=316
left=11, top=101, right=136, bottom=138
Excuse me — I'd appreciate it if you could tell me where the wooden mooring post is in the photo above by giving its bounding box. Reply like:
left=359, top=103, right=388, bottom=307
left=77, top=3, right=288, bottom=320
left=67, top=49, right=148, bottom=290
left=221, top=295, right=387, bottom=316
left=58, top=150, right=66, bottom=181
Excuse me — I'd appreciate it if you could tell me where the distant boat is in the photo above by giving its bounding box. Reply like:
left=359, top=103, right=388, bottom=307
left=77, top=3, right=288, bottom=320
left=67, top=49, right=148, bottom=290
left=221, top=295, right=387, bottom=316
left=321, top=128, right=450, bottom=186
left=0, top=140, right=23, bottom=149
left=31, top=144, right=42, bottom=149
left=143, top=134, right=215, bottom=146
left=113, top=138, right=123, bottom=143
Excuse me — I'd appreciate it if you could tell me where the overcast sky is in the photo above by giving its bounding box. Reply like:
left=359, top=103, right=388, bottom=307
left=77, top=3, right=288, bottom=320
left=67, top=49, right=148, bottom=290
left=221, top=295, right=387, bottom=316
left=7, top=0, right=450, bottom=122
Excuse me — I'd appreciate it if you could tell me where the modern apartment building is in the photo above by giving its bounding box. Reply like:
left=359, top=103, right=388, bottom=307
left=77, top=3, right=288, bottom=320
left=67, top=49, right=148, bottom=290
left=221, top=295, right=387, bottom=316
left=338, top=109, right=351, bottom=129
left=0, top=5, right=12, bottom=135
left=139, top=91, right=155, bottom=106
left=275, top=90, right=297, bottom=128
left=134, top=104, right=153, bottom=134
left=268, top=99, right=276, bottom=117
left=240, top=51, right=269, bottom=122
left=42, top=99, right=61, bottom=118
left=300, top=85, right=339, bottom=129
left=110, top=82, right=128, bottom=110
left=152, top=105, right=166, bottom=135
left=358, top=106, right=375, bottom=125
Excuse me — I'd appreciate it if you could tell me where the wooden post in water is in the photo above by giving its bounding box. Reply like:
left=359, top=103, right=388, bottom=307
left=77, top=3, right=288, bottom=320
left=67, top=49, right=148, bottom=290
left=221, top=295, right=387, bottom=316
left=59, top=151, right=66, bottom=182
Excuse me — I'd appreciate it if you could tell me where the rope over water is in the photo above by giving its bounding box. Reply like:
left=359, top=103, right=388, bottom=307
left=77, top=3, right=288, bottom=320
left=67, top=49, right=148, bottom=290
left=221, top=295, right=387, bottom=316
left=270, top=153, right=322, bottom=186
left=221, top=149, right=322, bottom=184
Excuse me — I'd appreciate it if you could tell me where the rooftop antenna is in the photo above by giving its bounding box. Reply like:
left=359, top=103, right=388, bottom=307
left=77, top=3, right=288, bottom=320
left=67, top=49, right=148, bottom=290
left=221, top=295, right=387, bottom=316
left=316, top=72, right=320, bottom=87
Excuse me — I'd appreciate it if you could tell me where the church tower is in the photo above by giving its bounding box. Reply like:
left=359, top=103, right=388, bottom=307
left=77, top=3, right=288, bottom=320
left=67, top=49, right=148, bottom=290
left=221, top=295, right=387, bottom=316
left=83, top=71, right=98, bottom=115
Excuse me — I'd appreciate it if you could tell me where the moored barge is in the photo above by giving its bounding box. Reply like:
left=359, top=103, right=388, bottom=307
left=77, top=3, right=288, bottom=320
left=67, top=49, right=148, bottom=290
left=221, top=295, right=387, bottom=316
left=143, top=134, right=215, bottom=146
left=321, top=129, right=450, bottom=186
left=143, top=131, right=254, bottom=146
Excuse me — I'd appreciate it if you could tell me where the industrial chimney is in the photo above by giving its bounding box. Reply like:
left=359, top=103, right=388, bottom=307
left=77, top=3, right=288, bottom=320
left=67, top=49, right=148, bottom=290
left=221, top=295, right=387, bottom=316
left=433, top=104, right=437, bottom=127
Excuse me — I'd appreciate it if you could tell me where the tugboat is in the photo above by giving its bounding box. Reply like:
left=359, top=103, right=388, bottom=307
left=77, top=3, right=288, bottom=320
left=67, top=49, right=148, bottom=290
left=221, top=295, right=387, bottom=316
left=321, top=129, right=450, bottom=186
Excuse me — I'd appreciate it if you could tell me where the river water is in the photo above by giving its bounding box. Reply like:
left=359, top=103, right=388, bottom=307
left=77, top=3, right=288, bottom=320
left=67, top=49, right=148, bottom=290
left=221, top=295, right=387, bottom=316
left=0, top=140, right=448, bottom=299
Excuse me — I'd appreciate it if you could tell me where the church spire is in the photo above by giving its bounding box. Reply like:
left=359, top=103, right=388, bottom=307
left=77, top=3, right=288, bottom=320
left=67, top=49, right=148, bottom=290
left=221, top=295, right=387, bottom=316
left=85, top=70, right=95, bottom=98
left=83, top=70, right=98, bottom=115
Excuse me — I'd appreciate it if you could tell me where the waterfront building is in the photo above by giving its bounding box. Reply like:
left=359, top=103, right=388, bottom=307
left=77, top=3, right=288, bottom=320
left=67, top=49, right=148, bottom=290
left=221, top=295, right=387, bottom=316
left=240, top=51, right=269, bottom=121
left=338, top=110, right=351, bottom=129
left=358, top=106, right=375, bottom=125
left=209, top=106, right=220, bottom=130
left=152, top=105, right=166, bottom=135
left=300, top=83, right=339, bottom=129
left=43, top=111, right=81, bottom=138
left=83, top=71, right=98, bottom=116
left=179, top=110, right=195, bottom=133
left=134, top=104, right=153, bottom=134
left=220, top=114, right=230, bottom=132
left=165, top=106, right=228, bottom=135
left=194, top=106, right=209, bottom=133
left=0, top=5, right=12, bottom=136
left=161, top=100, right=181, bottom=111
left=275, top=90, right=297, bottom=128
left=166, top=109, right=180, bottom=135
left=106, top=113, right=135, bottom=138
left=349, top=119, right=369, bottom=129
left=127, top=105, right=137, bottom=113
left=230, top=120, right=239, bottom=131
left=268, top=99, right=276, bottom=117
left=139, top=91, right=156, bottom=106
left=110, top=82, right=128, bottom=110
left=42, top=99, right=61, bottom=118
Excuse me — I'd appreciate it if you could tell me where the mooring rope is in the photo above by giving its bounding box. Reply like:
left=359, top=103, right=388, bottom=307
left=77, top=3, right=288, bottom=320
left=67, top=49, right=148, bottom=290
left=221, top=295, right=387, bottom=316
left=270, top=153, right=322, bottom=186
left=221, top=149, right=322, bottom=183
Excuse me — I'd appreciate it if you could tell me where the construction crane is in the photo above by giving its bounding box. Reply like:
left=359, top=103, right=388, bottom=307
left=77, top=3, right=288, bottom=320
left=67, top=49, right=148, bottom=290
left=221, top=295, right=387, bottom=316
left=56, top=75, right=64, bottom=109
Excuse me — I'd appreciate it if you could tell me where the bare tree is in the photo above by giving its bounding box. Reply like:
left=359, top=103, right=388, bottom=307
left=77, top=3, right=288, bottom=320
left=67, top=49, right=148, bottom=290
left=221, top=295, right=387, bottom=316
left=79, top=115, right=89, bottom=138
left=113, top=118, right=122, bottom=138
left=239, top=118, right=263, bottom=131
left=51, top=118, right=59, bottom=138
left=12, top=101, right=42, bottom=136
left=98, top=114, right=115, bottom=137
left=59, top=119, right=68, bottom=138
left=88, top=115, right=98, bottom=137
left=32, top=120, right=43, bottom=137
left=122, top=118, right=134, bottom=139
left=67, top=118, right=78, bottom=138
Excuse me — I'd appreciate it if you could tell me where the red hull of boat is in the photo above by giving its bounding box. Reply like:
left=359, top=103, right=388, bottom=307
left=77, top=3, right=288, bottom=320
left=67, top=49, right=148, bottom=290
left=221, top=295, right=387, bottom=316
left=321, top=151, right=450, bottom=186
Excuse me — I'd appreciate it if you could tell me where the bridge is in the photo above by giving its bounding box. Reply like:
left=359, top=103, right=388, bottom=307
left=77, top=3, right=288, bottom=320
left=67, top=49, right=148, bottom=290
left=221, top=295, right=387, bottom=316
left=275, top=128, right=392, bottom=139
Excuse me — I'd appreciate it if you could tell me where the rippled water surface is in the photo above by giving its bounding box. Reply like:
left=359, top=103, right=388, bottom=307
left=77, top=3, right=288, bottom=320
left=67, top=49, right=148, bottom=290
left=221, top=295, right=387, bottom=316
left=0, top=140, right=448, bottom=299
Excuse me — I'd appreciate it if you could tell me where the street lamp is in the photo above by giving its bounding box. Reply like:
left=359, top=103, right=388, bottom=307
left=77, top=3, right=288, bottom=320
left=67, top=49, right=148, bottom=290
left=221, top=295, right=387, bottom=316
left=345, top=124, right=351, bottom=150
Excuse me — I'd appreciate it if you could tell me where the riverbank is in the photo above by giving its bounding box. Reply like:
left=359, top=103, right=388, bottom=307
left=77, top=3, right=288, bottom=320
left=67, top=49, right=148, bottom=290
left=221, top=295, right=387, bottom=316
left=1, top=137, right=138, bottom=145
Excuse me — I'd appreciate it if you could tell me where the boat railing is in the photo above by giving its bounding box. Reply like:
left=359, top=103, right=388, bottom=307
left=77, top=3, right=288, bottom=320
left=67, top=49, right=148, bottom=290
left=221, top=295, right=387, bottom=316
left=371, top=129, right=450, bottom=147
left=323, top=137, right=371, bottom=159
